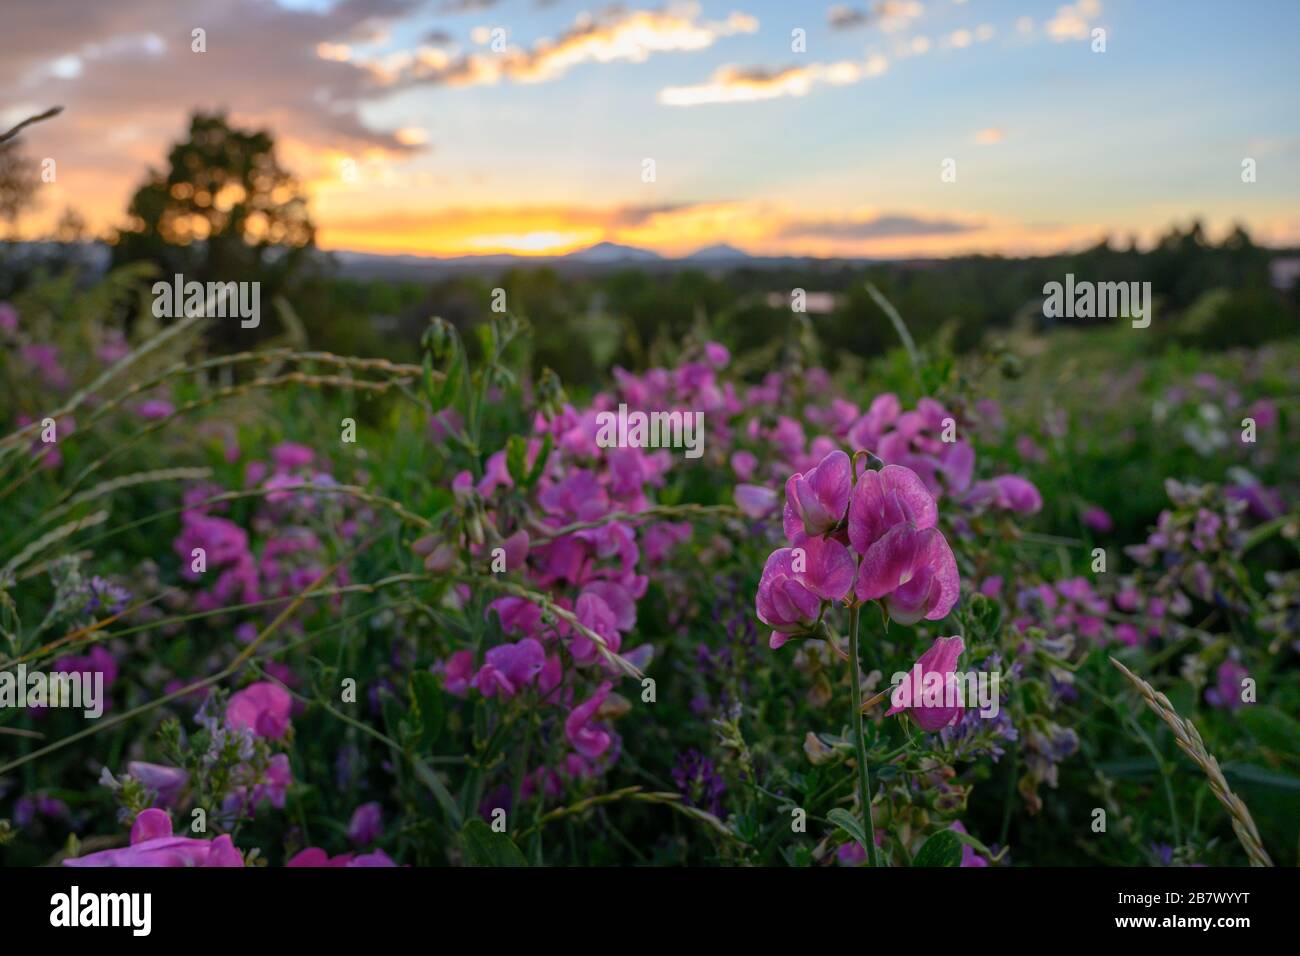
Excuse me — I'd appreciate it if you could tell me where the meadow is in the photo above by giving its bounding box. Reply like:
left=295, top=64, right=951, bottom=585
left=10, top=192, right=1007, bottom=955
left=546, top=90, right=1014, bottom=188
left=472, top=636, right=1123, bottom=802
left=1, top=264, right=1295, bottom=868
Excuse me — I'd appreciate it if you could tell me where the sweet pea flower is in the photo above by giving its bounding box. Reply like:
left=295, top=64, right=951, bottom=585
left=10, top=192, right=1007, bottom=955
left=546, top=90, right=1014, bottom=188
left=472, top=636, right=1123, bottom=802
left=756, top=538, right=855, bottom=649
left=128, top=762, right=189, bottom=808
left=854, top=524, right=959, bottom=625
left=1205, top=660, right=1250, bottom=711
left=784, top=449, right=852, bottom=538
left=64, top=809, right=244, bottom=868
left=1082, top=505, right=1114, bottom=533
left=565, top=681, right=613, bottom=759
left=734, top=482, right=778, bottom=518
left=730, top=450, right=758, bottom=481
left=348, top=802, right=383, bottom=846
left=226, top=681, right=293, bottom=739
left=887, top=636, right=966, bottom=732
left=471, top=638, right=546, bottom=697
left=439, top=650, right=475, bottom=697
left=847, top=464, right=938, bottom=553
left=286, top=848, right=398, bottom=867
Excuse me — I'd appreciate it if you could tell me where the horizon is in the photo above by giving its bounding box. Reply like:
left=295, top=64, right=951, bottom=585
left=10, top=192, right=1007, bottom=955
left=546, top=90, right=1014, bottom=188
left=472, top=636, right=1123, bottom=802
left=3, top=0, right=1298, bottom=259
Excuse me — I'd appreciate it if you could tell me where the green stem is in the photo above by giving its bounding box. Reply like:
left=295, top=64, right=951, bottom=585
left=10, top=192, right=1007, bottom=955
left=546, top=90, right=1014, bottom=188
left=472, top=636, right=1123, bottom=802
left=848, top=603, right=882, bottom=866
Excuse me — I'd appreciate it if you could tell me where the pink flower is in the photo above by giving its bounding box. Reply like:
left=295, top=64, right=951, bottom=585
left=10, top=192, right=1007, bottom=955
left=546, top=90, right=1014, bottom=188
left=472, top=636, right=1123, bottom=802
left=734, top=483, right=778, bottom=518
left=847, top=464, right=938, bottom=553
left=286, top=847, right=399, bottom=867
left=573, top=592, right=622, bottom=665
left=887, top=636, right=965, bottom=732
left=704, top=342, right=730, bottom=368
left=271, top=442, right=315, bottom=471
left=471, top=638, right=546, bottom=697
left=565, top=682, right=613, bottom=759
left=226, top=681, right=293, bottom=739
left=133, top=399, right=175, bottom=420
left=501, top=529, right=530, bottom=571
left=1082, top=505, right=1113, bottom=533
left=784, top=449, right=851, bottom=537
left=992, top=475, right=1042, bottom=514
left=440, top=650, right=475, bottom=697
left=63, top=809, right=244, bottom=868
left=730, top=450, right=758, bottom=481
left=854, top=524, right=959, bottom=625
left=756, top=538, right=855, bottom=650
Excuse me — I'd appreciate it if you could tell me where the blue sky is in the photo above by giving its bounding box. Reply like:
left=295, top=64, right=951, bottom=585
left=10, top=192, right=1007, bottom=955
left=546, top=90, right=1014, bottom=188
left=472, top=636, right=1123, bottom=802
left=6, top=0, right=1298, bottom=256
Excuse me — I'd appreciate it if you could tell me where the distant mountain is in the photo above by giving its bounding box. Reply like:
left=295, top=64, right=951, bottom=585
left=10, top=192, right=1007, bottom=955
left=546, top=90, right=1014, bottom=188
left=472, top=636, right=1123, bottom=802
left=562, top=241, right=662, bottom=263
left=685, top=243, right=750, bottom=261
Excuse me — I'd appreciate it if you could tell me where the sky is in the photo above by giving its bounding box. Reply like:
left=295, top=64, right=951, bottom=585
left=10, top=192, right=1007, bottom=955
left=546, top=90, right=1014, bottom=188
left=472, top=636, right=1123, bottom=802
left=3, top=0, right=1299, bottom=258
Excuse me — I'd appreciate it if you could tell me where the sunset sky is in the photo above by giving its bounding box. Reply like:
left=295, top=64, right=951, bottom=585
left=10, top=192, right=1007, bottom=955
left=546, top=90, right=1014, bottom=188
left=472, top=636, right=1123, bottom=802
left=4, top=0, right=1298, bottom=258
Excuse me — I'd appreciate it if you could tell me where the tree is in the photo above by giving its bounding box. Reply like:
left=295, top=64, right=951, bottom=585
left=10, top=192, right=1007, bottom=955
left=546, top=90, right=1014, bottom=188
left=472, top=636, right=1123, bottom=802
left=0, top=140, right=40, bottom=240
left=111, top=111, right=316, bottom=333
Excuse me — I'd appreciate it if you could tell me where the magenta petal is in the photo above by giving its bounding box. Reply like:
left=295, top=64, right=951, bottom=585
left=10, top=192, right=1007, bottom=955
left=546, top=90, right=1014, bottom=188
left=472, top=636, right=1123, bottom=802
left=130, top=808, right=173, bottom=845
left=794, top=535, right=856, bottom=601
left=847, top=464, right=938, bottom=553
left=854, top=524, right=924, bottom=603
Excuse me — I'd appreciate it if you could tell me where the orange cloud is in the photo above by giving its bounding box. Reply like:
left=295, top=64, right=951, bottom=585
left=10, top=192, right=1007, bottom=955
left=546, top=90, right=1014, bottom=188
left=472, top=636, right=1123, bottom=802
left=659, top=56, right=888, bottom=106
left=375, top=6, right=759, bottom=90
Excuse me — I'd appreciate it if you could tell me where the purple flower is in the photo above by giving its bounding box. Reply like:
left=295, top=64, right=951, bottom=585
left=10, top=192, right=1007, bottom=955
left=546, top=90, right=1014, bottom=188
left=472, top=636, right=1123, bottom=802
left=950, top=821, right=988, bottom=867
left=1205, top=660, right=1249, bottom=711
left=347, top=802, right=383, bottom=847
left=784, top=449, right=851, bottom=537
left=470, top=638, right=546, bottom=698
left=672, top=749, right=726, bottom=817
left=128, top=762, right=189, bottom=808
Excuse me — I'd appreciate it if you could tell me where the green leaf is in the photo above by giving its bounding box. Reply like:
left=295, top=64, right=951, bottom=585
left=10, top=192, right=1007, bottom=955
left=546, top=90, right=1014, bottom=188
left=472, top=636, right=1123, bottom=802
left=1224, top=762, right=1300, bottom=793
left=433, top=336, right=464, bottom=412
left=459, top=819, right=528, bottom=866
left=1238, top=706, right=1300, bottom=758
left=913, top=829, right=962, bottom=867
left=524, top=433, right=553, bottom=489
left=408, top=671, right=444, bottom=747
left=827, top=808, right=869, bottom=849
left=505, top=434, right=529, bottom=486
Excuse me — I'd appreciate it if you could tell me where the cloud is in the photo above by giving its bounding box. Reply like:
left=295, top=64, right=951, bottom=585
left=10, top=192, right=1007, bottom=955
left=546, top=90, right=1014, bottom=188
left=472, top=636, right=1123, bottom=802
left=381, top=6, right=759, bottom=89
left=775, top=213, right=978, bottom=241
left=1046, top=0, right=1102, bottom=41
left=827, top=2, right=924, bottom=33
left=0, top=0, right=427, bottom=235
left=659, top=55, right=887, bottom=106
left=437, top=0, right=501, bottom=12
